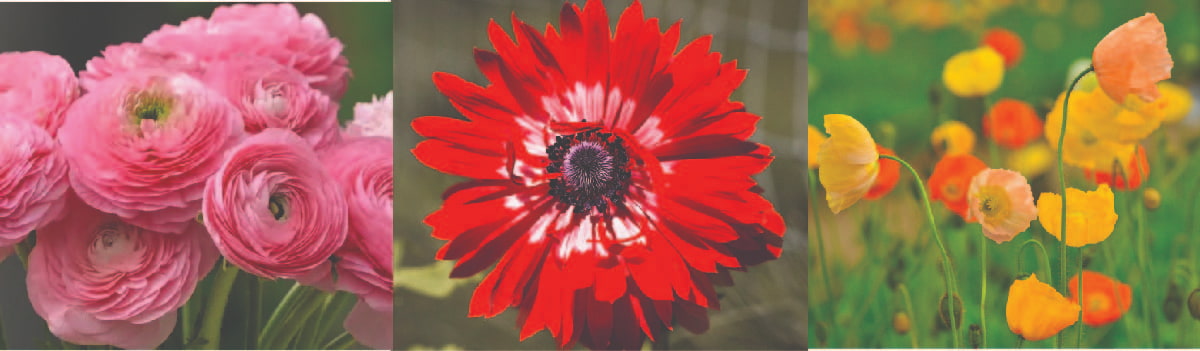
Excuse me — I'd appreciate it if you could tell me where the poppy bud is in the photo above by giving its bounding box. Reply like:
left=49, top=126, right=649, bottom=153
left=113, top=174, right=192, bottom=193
left=1144, top=188, right=1161, bottom=210
left=939, top=293, right=964, bottom=329
left=1165, top=283, right=1183, bottom=323
left=969, top=324, right=982, bottom=349
left=893, top=311, right=911, bottom=334
left=1188, top=288, right=1200, bottom=321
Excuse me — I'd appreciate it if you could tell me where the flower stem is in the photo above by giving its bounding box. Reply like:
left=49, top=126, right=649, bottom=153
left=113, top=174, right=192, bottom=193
left=899, top=284, right=920, bottom=348
left=1058, top=66, right=1093, bottom=347
left=807, top=168, right=837, bottom=344
left=322, top=332, right=355, bottom=350
left=15, top=234, right=32, bottom=268
left=1018, top=239, right=1052, bottom=280
left=980, top=235, right=988, bottom=349
left=881, top=154, right=960, bottom=348
left=194, top=261, right=241, bottom=349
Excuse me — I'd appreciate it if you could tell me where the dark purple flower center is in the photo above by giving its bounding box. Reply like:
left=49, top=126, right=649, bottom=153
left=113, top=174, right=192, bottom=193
left=546, top=128, right=630, bottom=214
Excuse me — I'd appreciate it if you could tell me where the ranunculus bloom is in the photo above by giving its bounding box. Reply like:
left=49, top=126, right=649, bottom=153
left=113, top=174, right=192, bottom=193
left=983, top=98, right=1041, bottom=150
left=966, top=169, right=1037, bottom=244
left=864, top=146, right=900, bottom=200
left=1092, top=13, right=1173, bottom=104
left=1068, top=270, right=1132, bottom=327
left=1045, top=90, right=1137, bottom=170
left=929, top=154, right=988, bottom=220
left=79, top=43, right=202, bottom=92
left=58, top=70, right=244, bottom=234
left=931, top=120, right=976, bottom=156
left=942, top=46, right=1005, bottom=98
left=1006, top=273, right=1080, bottom=341
left=1037, top=184, right=1117, bottom=247
left=142, top=3, right=351, bottom=99
left=1158, top=81, right=1193, bottom=124
left=0, top=51, right=79, bottom=136
left=318, top=136, right=393, bottom=310
left=0, top=118, right=70, bottom=247
left=347, top=91, right=393, bottom=139
left=819, top=114, right=880, bottom=213
left=413, top=1, right=785, bottom=348
left=982, top=28, right=1024, bottom=68
left=344, top=300, right=393, bottom=350
left=27, top=196, right=218, bottom=350
left=808, top=125, right=826, bottom=169
left=203, top=128, right=347, bottom=281
left=1083, top=146, right=1148, bottom=191
left=203, top=57, right=341, bottom=149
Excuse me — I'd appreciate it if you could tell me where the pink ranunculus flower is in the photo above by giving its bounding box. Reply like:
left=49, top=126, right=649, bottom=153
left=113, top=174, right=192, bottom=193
left=203, top=57, right=342, bottom=149
left=203, top=128, right=347, bottom=281
left=344, top=300, right=393, bottom=350
left=78, top=43, right=202, bottom=93
left=0, top=118, right=70, bottom=247
left=27, top=195, right=218, bottom=350
left=0, top=51, right=79, bottom=136
left=142, top=3, right=350, bottom=99
left=58, top=70, right=245, bottom=234
left=346, top=91, right=393, bottom=138
left=318, top=136, right=392, bottom=307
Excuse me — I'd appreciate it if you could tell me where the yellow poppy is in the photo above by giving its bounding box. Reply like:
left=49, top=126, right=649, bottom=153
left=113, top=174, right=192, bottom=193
left=1006, top=273, right=1080, bottom=341
left=818, top=114, right=880, bottom=214
left=1045, top=91, right=1137, bottom=170
left=1006, top=142, right=1053, bottom=178
left=1036, top=184, right=1118, bottom=247
left=1157, top=81, right=1193, bottom=124
left=943, top=46, right=1006, bottom=98
left=1066, top=88, right=1165, bottom=144
left=931, top=120, right=976, bottom=156
left=809, top=125, right=827, bottom=169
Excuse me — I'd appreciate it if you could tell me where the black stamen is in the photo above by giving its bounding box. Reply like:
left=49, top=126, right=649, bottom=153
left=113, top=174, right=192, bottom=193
left=546, top=128, right=631, bottom=214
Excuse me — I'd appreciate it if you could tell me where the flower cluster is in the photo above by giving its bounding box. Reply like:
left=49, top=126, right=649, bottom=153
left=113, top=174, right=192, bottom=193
left=0, top=4, right=392, bottom=349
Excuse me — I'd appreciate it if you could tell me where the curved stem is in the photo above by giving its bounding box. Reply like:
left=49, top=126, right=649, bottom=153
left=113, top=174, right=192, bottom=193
left=899, top=284, right=920, bottom=348
left=1018, top=239, right=1052, bottom=280
left=195, top=262, right=241, bottom=349
left=808, top=169, right=837, bottom=344
left=980, top=235, right=988, bottom=348
left=881, top=154, right=960, bottom=348
left=1059, top=66, right=1093, bottom=347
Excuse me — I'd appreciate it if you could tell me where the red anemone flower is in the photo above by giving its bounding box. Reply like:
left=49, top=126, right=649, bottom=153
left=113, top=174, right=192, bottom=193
left=412, top=1, right=785, bottom=350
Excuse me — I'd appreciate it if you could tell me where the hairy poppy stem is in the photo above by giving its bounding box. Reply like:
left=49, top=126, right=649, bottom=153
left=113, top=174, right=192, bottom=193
left=881, top=154, right=960, bottom=348
left=807, top=169, right=837, bottom=344
left=1017, top=239, right=1052, bottom=280
left=980, top=235, right=988, bottom=348
left=899, top=284, right=920, bottom=347
left=1059, top=66, right=1093, bottom=348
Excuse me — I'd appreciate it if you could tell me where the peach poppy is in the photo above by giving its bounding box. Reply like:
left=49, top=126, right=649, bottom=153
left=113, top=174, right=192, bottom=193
left=1083, top=145, right=1148, bottom=191
left=983, top=98, right=1042, bottom=150
left=864, top=146, right=900, bottom=200
left=1006, top=273, right=1080, bottom=341
left=1092, top=13, right=1173, bottom=104
left=983, top=28, right=1024, bottom=68
left=1037, top=184, right=1118, bottom=247
left=966, top=169, right=1037, bottom=244
left=818, top=114, right=879, bottom=214
left=928, top=154, right=988, bottom=220
left=1068, top=270, right=1132, bottom=327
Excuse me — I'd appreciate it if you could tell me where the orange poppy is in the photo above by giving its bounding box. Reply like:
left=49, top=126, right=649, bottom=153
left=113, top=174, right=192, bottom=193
left=928, top=154, right=988, bottom=220
left=1083, top=145, right=1149, bottom=191
left=983, top=28, right=1024, bottom=68
left=1068, top=270, right=1133, bottom=327
left=865, top=146, right=900, bottom=200
left=983, top=98, right=1042, bottom=150
left=1092, top=13, right=1173, bottom=104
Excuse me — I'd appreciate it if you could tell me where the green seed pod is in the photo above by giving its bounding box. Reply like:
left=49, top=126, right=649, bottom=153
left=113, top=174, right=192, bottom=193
left=939, top=293, right=964, bottom=329
left=968, top=324, right=982, bottom=349
left=1165, top=283, right=1183, bottom=323
left=1188, top=288, right=1200, bottom=321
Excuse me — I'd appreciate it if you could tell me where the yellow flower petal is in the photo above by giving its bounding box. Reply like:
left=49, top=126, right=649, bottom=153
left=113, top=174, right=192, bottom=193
left=1045, top=91, right=1137, bottom=170
left=931, top=120, right=976, bottom=156
left=818, top=114, right=880, bottom=214
left=1157, top=81, right=1193, bottom=124
left=1036, top=184, right=1118, bottom=247
left=943, top=46, right=1006, bottom=97
left=1006, top=142, right=1053, bottom=178
left=1006, top=273, right=1081, bottom=341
